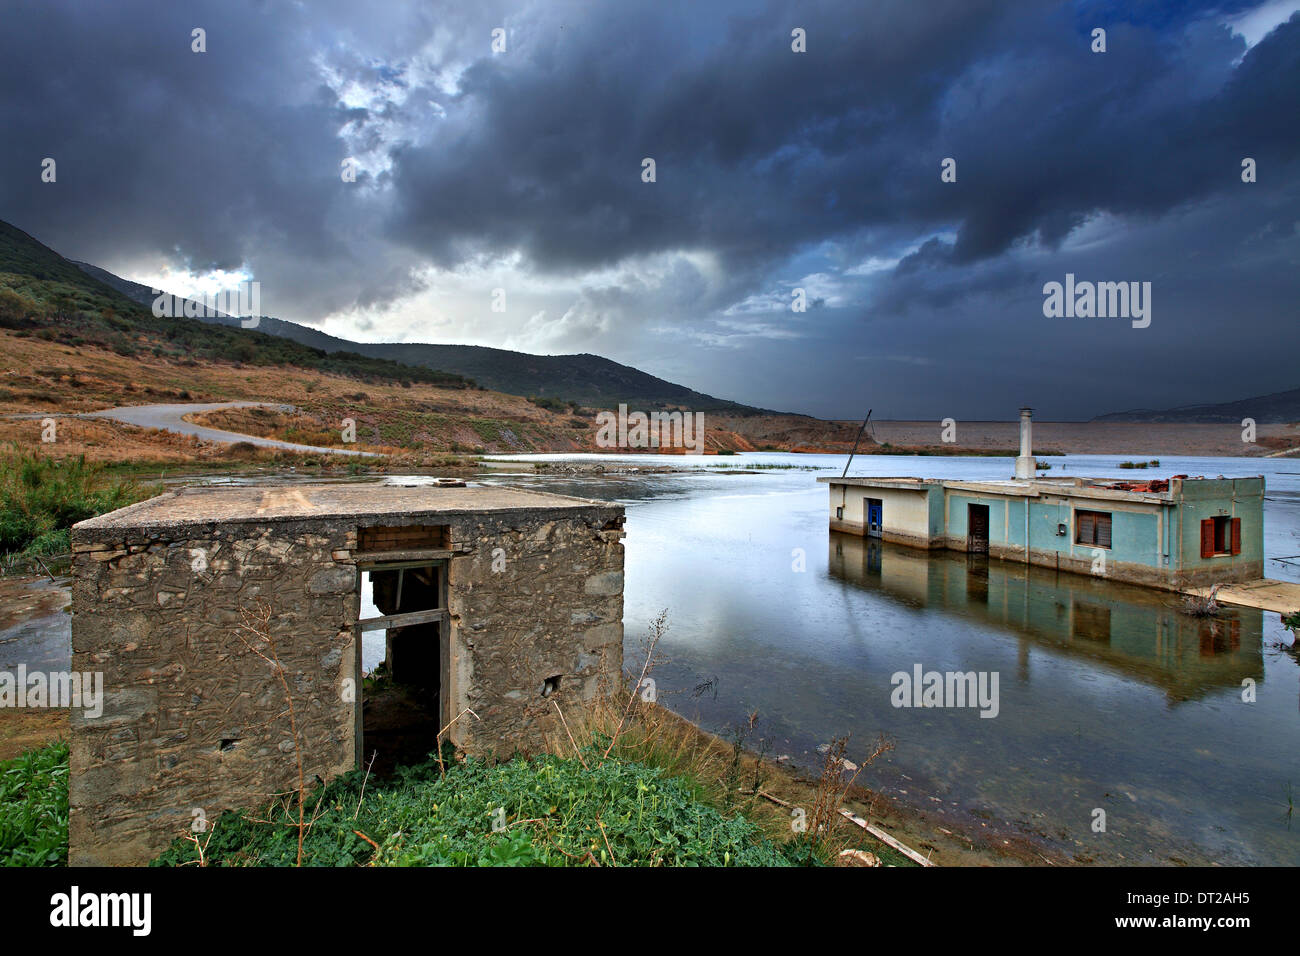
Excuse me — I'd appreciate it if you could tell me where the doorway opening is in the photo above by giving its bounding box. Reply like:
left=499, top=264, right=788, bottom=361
left=967, top=503, right=990, bottom=553
left=358, top=559, right=448, bottom=775
left=865, top=498, right=883, bottom=538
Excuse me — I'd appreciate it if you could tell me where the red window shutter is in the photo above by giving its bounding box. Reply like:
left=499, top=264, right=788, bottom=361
left=1200, top=519, right=1214, bottom=558
left=1097, top=514, right=1112, bottom=549
left=1230, top=518, right=1241, bottom=555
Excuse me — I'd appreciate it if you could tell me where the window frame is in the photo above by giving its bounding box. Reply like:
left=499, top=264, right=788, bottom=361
left=1074, top=509, right=1113, bottom=549
left=356, top=558, right=449, bottom=632
left=1200, top=516, right=1242, bottom=558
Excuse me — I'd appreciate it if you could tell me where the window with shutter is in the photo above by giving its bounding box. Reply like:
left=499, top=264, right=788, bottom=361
left=1075, top=510, right=1111, bottom=548
left=1203, top=516, right=1237, bottom=557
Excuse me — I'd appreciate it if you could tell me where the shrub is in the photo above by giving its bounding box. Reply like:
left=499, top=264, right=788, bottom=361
left=225, top=441, right=259, bottom=459
left=0, top=450, right=152, bottom=556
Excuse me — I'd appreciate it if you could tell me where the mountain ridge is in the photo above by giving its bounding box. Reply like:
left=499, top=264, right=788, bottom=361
left=1093, top=387, right=1300, bottom=424
left=73, top=257, right=779, bottom=415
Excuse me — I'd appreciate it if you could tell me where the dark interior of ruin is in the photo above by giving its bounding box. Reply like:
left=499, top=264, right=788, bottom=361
left=361, top=563, right=445, bottom=775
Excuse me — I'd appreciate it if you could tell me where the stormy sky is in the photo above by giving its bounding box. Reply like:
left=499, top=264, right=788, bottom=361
left=1, top=0, right=1297, bottom=420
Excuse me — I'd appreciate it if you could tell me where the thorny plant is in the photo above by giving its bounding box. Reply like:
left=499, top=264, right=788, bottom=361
left=601, top=608, right=670, bottom=761
left=806, top=734, right=895, bottom=853
left=544, top=609, right=682, bottom=775
left=1182, top=583, right=1222, bottom=617
left=180, top=820, right=218, bottom=867
left=724, top=709, right=772, bottom=812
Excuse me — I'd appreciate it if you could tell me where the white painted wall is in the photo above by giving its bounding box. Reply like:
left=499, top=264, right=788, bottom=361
left=832, top=485, right=931, bottom=538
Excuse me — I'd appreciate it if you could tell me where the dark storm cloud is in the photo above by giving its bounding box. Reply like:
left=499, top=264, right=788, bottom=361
left=0, top=0, right=485, bottom=316
left=0, top=0, right=1296, bottom=418
left=384, top=0, right=1298, bottom=277
left=0, top=3, right=342, bottom=263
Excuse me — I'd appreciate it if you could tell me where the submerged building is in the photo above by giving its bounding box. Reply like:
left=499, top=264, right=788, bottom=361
left=820, top=410, right=1263, bottom=590
left=68, top=483, right=625, bottom=864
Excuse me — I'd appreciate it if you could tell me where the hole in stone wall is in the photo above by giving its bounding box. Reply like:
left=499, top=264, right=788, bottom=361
left=540, top=674, right=563, bottom=698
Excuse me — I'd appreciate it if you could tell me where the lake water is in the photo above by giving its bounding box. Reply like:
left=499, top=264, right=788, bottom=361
left=474, top=451, right=1300, bottom=865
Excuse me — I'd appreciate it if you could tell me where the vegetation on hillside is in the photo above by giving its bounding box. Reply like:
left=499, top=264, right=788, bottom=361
left=0, top=281, right=469, bottom=388
left=0, top=221, right=470, bottom=389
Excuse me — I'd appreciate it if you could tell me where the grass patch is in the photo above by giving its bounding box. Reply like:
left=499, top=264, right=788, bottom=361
left=0, top=448, right=153, bottom=556
left=154, top=747, right=799, bottom=867
left=0, top=740, right=68, bottom=866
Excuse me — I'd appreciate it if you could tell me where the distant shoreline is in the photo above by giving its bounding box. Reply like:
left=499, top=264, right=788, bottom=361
left=834, top=420, right=1299, bottom=459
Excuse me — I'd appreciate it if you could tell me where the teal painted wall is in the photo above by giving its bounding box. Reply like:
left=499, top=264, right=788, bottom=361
left=1171, top=477, right=1264, bottom=574
left=947, top=492, right=1165, bottom=567
left=828, top=477, right=1264, bottom=578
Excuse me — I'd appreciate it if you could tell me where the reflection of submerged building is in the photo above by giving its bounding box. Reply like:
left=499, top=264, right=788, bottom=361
left=819, top=409, right=1264, bottom=590
left=829, top=533, right=1263, bottom=702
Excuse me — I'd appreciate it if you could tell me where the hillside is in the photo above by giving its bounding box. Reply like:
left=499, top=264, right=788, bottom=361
left=0, top=218, right=863, bottom=460
left=0, top=220, right=469, bottom=389
left=1093, top=387, right=1300, bottom=424
left=74, top=258, right=776, bottom=414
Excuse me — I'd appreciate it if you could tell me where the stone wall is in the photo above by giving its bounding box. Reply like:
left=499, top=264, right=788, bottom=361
left=442, top=510, right=625, bottom=756
left=69, top=500, right=624, bottom=865
left=70, top=520, right=360, bottom=866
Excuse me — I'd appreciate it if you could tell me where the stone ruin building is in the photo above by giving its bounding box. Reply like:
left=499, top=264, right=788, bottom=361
left=68, top=483, right=626, bottom=865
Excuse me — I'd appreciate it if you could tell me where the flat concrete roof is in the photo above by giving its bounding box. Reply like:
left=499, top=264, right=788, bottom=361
left=74, top=482, right=616, bottom=532
left=817, top=475, right=1185, bottom=504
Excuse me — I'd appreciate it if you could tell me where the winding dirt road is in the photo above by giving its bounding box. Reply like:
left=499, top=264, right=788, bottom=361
left=75, top=401, right=380, bottom=457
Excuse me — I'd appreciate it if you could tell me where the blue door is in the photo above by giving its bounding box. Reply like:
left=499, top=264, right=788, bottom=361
left=866, top=498, right=883, bottom=538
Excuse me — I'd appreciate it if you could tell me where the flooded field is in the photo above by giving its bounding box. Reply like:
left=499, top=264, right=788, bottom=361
left=3, top=450, right=1297, bottom=864
left=481, top=451, right=1300, bottom=865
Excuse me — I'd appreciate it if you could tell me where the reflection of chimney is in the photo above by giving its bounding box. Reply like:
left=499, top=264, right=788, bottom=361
left=1014, top=407, right=1036, bottom=479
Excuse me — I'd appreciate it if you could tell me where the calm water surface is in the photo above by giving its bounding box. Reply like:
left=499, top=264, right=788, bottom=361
left=476, top=451, right=1300, bottom=865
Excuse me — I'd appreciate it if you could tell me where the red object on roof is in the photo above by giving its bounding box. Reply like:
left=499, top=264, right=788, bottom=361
left=1107, top=479, right=1170, bottom=493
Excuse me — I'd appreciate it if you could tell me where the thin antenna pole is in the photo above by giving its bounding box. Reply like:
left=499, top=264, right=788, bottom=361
left=841, top=409, right=872, bottom=478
